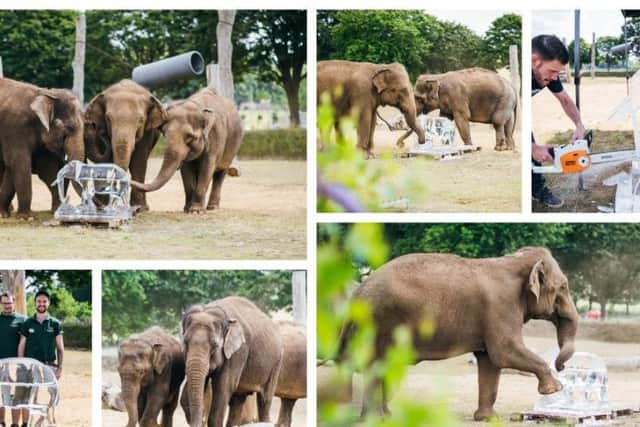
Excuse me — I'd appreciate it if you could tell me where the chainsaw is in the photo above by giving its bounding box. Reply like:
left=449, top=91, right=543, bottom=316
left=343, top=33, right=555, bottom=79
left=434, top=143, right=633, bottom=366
left=532, top=130, right=593, bottom=174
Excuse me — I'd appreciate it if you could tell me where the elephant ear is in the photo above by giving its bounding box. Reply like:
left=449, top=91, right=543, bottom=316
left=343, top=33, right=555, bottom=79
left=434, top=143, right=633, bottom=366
left=147, top=95, right=168, bottom=130
left=372, top=68, right=391, bottom=94
left=30, top=94, right=58, bottom=132
left=528, top=260, right=544, bottom=303
left=201, top=108, right=217, bottom=143
left=223, top=319, right=245, bottom=359
left=423, top=79, right=440, bottom=99
left=152, top=343, right=171, bottom=375
left=85, top=93, right=106, bottom=131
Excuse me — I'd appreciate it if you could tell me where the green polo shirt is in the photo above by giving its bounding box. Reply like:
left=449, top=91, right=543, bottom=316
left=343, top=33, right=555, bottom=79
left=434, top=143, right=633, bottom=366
left=0, top=312, right=26, bottom=359
left=20, top=315, right=63, bottom=363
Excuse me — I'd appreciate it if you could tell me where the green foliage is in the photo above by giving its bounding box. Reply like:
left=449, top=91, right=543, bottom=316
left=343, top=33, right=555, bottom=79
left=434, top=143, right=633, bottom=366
left=24, top=270, right=91, bottom=321
left=317, top=223, right=458, bottom=426
left=239, top=129, right=306, bottom=159
left=317, top=98, right=426, bottom=212
left=0, top=11, right=77, bottom=88
left=102, top=270, right=295, bottom=343
left=63, top=319, right=92, bottom=349
left=568, top=38, right=591, bottom=67
left=480, top=14, right=522, bottom=70
left=595, top=35, right=624, bottom=64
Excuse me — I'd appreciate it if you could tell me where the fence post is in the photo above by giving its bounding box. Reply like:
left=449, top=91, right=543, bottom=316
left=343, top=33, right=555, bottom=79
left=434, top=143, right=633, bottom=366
left=591, top=32, right=596, bottom=79
left=509, top=44, right=520, bottom=93
left=292, top=271, right=306, bottom=324
left=0, top=56, right=3, bottom=78
left=72, top=11, right=86, bottom=105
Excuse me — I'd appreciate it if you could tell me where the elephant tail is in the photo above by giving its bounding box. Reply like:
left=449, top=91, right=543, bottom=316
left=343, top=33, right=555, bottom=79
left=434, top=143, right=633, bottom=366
left=511, top=88, right=518, bottom=136
left=335, top=320, right=357, bottom=363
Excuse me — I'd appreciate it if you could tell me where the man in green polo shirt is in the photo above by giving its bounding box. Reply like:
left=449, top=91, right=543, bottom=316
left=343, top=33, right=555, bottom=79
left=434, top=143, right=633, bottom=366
left=0, top=292, right=27, bottom=427
left=16, top=290, right=64, bottom=424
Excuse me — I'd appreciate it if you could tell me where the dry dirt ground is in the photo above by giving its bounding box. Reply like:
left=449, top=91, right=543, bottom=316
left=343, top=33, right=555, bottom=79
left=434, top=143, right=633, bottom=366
left=319, top=336, right=640, bottom=427
left=102, top=365, right=307, bottom=426
left=0, top=159, right=306, bottom=259
left=332, top=105, right=521, bottom=213
left=532, top=77, right=636, bottom=213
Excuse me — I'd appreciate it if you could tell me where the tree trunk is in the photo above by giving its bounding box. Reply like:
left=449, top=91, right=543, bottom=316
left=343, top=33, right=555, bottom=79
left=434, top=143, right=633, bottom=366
left=216, top=11, right=236, bottom=101
left=0, top=270, right=26, bottom=315
left=72, top=12, right=86, bottom=105
left=284, top=78, right=301, bottom=128
left=599, top=299, right=607, bottom=319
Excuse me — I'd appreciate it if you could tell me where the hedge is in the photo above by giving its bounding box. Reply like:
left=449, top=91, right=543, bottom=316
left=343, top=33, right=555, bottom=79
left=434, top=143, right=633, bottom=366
left=64, top=319, right=92, bottom=349
left=151, top=128, right=307, bottom=160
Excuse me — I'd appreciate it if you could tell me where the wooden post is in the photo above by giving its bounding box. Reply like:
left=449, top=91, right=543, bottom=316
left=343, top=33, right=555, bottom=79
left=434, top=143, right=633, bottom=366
left=563, top=38, right=572, bottom=81
left=0, top=56, right=3, bottom=78
left=1, top=270, right=27, bottom=315
left=292, top=271, right=306, bottom=324
left=591, top=32, right=596, bottom=79
left=215, top=10, right=236, bottom=101
left=509, top=44, right=520, bottom=94
left=72, top=11, right=86, bottom=105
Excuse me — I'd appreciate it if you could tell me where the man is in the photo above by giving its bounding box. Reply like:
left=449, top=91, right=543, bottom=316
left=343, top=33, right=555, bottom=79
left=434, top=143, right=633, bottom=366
left=532, top=34, right=586, bottom=208
left=0, top=293, right=26, bottom=427
left=16, top=290, right=64, bottom=424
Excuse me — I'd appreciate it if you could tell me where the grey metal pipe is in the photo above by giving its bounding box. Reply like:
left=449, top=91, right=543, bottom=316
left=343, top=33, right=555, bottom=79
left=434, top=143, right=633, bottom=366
left=609, top=41, right=634, bottom=57
left=132, top=51, right=205, bottom=88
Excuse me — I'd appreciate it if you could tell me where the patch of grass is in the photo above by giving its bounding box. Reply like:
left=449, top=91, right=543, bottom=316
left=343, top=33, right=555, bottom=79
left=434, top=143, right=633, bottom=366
left=545, top=129, right=634, bottom=152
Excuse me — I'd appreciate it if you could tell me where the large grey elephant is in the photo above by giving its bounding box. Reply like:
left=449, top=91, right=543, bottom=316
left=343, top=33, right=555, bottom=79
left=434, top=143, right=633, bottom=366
left=398, top=67, right=518, bottom=150
left=118, top=326, right=185, bottom=427
left=274, top=320, right=306, bottom=427
left=84, top=79, right=167, bottom=210
left=181, top=296, right=283, bottom=427
left=317, top=60, right=426, bottom=158
left=0, top=78, right=85, bottom=218
left=130, top=87, right=243, bottom=213
left=337, top=247, right=578, bottom=421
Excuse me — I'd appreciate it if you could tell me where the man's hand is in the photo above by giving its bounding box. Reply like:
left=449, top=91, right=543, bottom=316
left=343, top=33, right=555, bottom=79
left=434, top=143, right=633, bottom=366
left=532, top=143, right=553, bottom=163
left=571, top=125, right=586, bottom=142
left=55, top=367, right=62, bottom=380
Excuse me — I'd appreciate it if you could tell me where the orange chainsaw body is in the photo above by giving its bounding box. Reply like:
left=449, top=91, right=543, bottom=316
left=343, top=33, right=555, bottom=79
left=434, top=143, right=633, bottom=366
left=559, top=148, right=591, bottom=173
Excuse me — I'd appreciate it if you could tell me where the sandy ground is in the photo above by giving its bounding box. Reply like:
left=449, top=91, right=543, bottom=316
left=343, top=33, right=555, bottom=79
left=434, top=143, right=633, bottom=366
left=532, top=77, right=637, bottom=212
left=102, top=363, right=307, bottom=426
left=319, top=336, right=640, bottom=426
left=330, top=105, right=521, bottom=212
left=0, top=159, right=306, bottom=259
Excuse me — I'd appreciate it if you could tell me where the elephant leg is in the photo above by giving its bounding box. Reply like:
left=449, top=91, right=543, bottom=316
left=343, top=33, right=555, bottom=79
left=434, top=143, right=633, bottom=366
left=129, top=134, right=156, bottom=211
left=276, top=398, right=296, bottom=427
left=209, top=351, right=248, bottom=427
left=473, top=351, right=500, bottom=421
left=188, top=157, right=216, bottom=213
left=453, top=110, right=472, bottom=146
left=33, top=154, right=63, bottom=212
left=139, top=390, right=165, bottom=427
left=493, top=123, right=506, bottom=151
left=0, top=169, right=15, bottom=217
left=505, top=113, right=516, bottom=150
left=226, top=393, right=249, bottom=427
left=356, top=106, right=374, bottom=158
left=180, top=162, right=198, bottom=213
left=256, top=358, right=281, bottom=423
left=488, top=337, right=561, bottom=395
left=11, top=156, right=34, bottom=219
left=360, top=376, right=388, bottom=417
left=367, top=110, right=377, bottom=156
left=206, top=169, right=226, bottom=211
left=161, top=391, right=180, bottom=427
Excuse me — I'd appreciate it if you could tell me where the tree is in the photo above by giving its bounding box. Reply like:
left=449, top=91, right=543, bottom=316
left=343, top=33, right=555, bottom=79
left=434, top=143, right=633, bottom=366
left=567, top=38, right=591, bottom=67
left=216, top=10, right=236, bottom=99
left=0, top=270, right=27, bottom=315
left=480, top=14, right=522, bottom=70
left=72, top=11, right=86, bottom=104
left=420, top=19, right=482, bottom=74
left=238, top=10, right=306, bottom=127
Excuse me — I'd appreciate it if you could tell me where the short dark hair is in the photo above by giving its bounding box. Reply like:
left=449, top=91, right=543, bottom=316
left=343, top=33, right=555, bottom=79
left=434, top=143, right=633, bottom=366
left=34, top=289, right=50, bottom=301
left=0, top=292, right=13, bottom=302
left=532, top=34, right=569, bottom=65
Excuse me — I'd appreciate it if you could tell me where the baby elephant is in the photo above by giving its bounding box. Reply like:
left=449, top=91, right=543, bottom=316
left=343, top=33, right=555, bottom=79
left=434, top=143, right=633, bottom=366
left=131, top=87, right=243, bottom=213
left=118, top=326, right=185, bottom=427
left=274, top=320, right=306, bottom=427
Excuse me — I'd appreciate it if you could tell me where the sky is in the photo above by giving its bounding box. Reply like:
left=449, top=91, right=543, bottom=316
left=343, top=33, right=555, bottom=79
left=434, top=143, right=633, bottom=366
left=532, top=10, right=627, bottom=43
left=427, top=10, right=518, bottom=36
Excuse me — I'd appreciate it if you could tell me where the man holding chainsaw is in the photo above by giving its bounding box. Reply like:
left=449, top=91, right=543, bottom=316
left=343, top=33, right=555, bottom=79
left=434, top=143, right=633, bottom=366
left=532, top=34, right=586, bottom=208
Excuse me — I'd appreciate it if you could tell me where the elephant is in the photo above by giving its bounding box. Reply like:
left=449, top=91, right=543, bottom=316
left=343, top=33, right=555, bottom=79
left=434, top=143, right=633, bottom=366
left=316, top=60, right=426, bottom=158
left=337, top=246, right=578, bottom=421
left=180, top=296, right=283, bottom=427
left=84, top=79, right=167, bottom=211
left=118, top=326, right=185, bottom=427
left=130, top=87, right=243, bottom=213
left=397, top=67, right=518, bottom=150
left=274, top=320, right=306, bottom=427
left=0, top=78, right=85, bottom=218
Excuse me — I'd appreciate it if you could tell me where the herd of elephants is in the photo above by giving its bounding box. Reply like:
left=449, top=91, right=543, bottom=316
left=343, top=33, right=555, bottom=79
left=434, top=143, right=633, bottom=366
left=317, top=60, right=518, bottom=157
left=0, top=77, right=242, bottom=218
left=117, top=297, right=306, bottom=427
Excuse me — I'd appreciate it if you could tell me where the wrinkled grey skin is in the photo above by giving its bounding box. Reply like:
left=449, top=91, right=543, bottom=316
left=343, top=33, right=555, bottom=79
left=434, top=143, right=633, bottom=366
left=338, top=247, right=578, bottom=421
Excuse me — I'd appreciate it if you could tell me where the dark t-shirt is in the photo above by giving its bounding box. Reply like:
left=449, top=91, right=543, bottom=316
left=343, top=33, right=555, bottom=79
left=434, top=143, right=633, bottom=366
left=20, top=315, right=63, bottom=363
left=532, top=74, right=563, bottom=97
left=0, top=313, right=26, bottom=358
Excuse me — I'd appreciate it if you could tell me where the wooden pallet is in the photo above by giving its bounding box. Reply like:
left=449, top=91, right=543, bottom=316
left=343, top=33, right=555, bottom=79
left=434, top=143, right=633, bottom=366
left=513, top=406, right=638, bottom=425
left=49, top=218, right=128, bottom=229
left=399, top=145, right=482, bottom=160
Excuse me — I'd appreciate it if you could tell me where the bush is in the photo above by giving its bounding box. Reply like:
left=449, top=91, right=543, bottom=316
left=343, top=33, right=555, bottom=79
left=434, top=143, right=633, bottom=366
left=63, top=319, right=92, bottom=349
left=239, top=129, right=306, bottom=160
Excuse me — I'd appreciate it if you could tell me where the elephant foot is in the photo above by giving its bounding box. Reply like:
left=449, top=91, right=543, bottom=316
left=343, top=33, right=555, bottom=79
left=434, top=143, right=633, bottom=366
left=206, top=202, right=219, bottom=211
left=538, top=376, right=562, bottom=394
left=16, top=210, right=35, bottom=220
left=0, top=210, right=10, bottom=218
left=185, top=205, right=206, bottom=214
left=494, top=145, right=505, bottom=151
left=132, top=203, right=150, bottom=213
left=473, top=407, right=498, bottom=421
left=396, top=139, right=405, bottom=148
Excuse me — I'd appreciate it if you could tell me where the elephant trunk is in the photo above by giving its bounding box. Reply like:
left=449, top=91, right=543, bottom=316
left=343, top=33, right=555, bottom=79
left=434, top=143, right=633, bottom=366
left=186, top=347, right=210, bottom=427
left=64, top=130, right=86, bottom=162
left=554, top=299, right=579, bottom=372
left=395, top=101, right=425, bottom=147
left=120, top=376, right=141, bottom=427
left=131, top=148, right=183, bottom=192
left=85, top=133, right=112, bottom=163
left=111, top=130, right=136, bottom=171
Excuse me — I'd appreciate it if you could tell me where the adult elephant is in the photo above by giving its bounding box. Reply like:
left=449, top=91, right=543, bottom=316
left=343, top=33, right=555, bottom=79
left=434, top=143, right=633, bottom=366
left=274, top=320, right=306, bottom=427
left=181, top=296, right=283, bottom=427
left=84, top=79, right=167, bottom=210
left=130, top=87, right=243, bottom=213
left=338, top=247, right=578, bottom=421
left=0, top=78, right=85, bottom=218
left=398, top=67, right=518, bottom=150
left=317, top=60, right=425, bottom=158
left=118, top=326, right=185, bottom=427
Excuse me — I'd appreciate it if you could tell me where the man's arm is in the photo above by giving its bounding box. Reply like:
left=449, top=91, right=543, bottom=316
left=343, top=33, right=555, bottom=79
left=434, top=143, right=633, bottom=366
left=17, top=336, right=26, bottom=357
left=553, top=89, right=586, bottom=140
left=55, top=335, right=64, bottom=379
